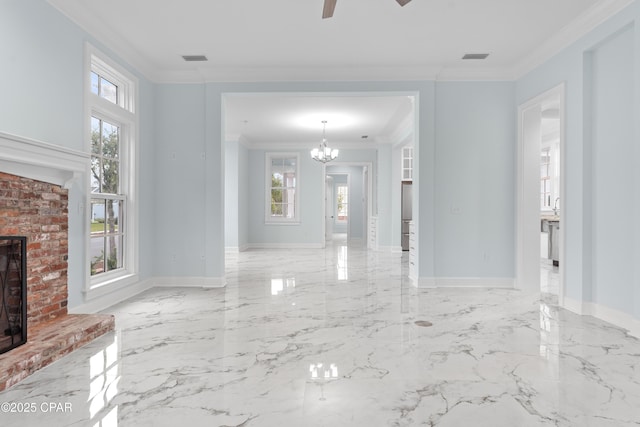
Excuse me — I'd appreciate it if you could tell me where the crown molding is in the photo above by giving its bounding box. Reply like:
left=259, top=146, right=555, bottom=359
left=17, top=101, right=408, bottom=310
left=435, top=67, right=516, bottom=82
left=511, top=0, right=635, bottom=79
left=46, top=0, right=162, bottom=82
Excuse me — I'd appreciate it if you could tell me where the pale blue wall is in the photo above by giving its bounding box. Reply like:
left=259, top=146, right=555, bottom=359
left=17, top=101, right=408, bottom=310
left=225, top=140, right=239, bottom=248
left=238, top=143, right=250, bottom=249
left=154, top=84, right=207, bottom=276
left=0, top=0, right=156, bottom=308
left=588, top=25, right=635, bottom=314
left=247, top=148, right=324, bottom=245
left=434, top=82, right=516, bottom=277
left=517, top=2, right=640, bottom=320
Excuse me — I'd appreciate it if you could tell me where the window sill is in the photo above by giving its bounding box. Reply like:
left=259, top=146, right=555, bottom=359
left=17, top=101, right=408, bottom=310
left=264, top=221, right=301, bottom=226
left=86, top=272, right=139, bottom=300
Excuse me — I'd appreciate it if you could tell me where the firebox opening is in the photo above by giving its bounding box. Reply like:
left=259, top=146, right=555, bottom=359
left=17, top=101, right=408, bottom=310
left=0, top=236, right=27, bottom=354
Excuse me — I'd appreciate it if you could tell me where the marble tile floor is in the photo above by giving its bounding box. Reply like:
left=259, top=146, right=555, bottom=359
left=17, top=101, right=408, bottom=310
left=1, top=241, right=640, bottom=426
left=540, top=259, right=560, bottom=298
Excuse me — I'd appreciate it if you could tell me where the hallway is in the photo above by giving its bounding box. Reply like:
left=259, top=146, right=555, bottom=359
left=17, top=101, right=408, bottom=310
left=1, top=241, right=639, bottom=426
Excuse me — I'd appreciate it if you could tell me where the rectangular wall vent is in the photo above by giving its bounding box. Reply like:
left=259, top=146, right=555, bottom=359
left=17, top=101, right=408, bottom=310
left=462, top=53, right=490, bottom=60
left=182, top=55, right=208, bottom=62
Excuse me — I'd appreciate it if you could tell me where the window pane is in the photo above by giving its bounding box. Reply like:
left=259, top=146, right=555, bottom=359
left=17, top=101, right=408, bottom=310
left=106, top=200, right=121, bottom=234
left=284, top=173, right=295, bottom=188
left=91, top=117, right=101, bottom=155
left=271, top=188, right=283, bottom=203
left=100, top=77, right=118, bottom=104
left=91, top=72, right=100, bottom=95
left=272, top=203, right=283, bottom=216
left=101, top=121, right=119, bottom=159
left=272, top=172, right=283, bottom=187
left=91, top=199, right=106, bottom=234
left=91, top=157, right=101, bottom=193
left=102, top=160, right=119, bottom=194
left=283, top=203, right=294, bottom=218
left=90, top=236, right=105, bottom=275
left=105, top=235, right=123, bottom=272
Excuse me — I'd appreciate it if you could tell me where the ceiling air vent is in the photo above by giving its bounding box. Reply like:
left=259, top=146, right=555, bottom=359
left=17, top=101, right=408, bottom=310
left=182, top=55, right=208, bottom=62
left=462, top=53, right=490, bottom=60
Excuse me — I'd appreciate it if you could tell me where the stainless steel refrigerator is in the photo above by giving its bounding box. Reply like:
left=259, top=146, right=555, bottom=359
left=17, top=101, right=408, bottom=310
left=401, top=181, right=412, bottom=251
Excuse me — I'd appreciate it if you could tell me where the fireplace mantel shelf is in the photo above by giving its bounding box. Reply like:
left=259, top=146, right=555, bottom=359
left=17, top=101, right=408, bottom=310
left=0, top=131, right=89, bottom=189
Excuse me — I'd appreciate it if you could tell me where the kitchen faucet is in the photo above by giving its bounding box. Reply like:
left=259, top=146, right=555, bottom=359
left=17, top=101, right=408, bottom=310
left=553, top=197, right=560, bottom=216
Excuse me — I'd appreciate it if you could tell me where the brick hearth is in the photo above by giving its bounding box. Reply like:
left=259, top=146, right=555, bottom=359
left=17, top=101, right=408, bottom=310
left=0, top=172, right=115, bottom=391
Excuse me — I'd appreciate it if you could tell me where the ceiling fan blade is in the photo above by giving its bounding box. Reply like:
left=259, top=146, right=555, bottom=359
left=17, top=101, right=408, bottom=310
left=323, top=0, right=337, bottom=18
left=396, top=0, right=411, bottom=6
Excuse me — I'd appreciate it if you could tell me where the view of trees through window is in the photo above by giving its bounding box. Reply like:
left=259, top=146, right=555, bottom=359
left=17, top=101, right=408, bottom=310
left=269, top=156, right=297, bottom=220
left=90, top=116, right=124, bottom=275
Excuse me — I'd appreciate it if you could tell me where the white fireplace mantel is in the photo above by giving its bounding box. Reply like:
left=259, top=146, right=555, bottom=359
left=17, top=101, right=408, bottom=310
left=0, top=132, right=89, bottom=188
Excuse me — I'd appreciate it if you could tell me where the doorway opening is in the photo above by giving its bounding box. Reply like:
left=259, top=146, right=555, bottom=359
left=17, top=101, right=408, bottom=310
left=517, top=84, right=565, bottom=301
left=325, top=165, right=371, bottom=247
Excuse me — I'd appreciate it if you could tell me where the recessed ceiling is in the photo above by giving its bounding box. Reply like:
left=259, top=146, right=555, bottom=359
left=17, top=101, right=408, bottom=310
left=224, top=94, right=414, bottom=145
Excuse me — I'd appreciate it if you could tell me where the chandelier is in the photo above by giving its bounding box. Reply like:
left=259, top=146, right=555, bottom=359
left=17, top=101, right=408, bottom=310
left=310, top=120, right=338, bottom=163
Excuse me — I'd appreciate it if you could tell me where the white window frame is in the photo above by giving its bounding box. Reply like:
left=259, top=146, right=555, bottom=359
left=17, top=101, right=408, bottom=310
left=85, top=43, right=139, bottom=295
left=265, top=152, right=300, bottom=224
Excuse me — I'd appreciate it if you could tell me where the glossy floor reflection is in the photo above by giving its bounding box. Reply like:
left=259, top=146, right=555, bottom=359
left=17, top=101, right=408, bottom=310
left=2, top=239, right=640, bottom=426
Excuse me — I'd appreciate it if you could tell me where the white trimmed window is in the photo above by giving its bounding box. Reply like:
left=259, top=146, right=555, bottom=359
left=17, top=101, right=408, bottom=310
left=86, top=44, right=138, bottom=290
left=266, top=153, right=299, bottom=223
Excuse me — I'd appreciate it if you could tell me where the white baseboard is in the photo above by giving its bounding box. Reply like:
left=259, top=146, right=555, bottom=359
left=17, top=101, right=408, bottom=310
left=247, top=243, right=324, bottom=249
left=562, top=297, right=640, bottom=339
left=411, top=277, right=515, bottom=289
left=413, top=277, right=436, bottom=288
left=225, top=244, right=250, bottom=254
left=436, top=277, right=515, bottom=288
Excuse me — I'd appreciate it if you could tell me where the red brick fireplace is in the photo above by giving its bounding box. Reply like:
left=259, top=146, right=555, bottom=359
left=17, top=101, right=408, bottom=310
left=0, top=133, right=114, bottom=391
